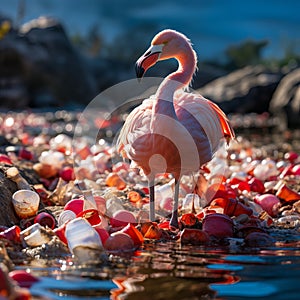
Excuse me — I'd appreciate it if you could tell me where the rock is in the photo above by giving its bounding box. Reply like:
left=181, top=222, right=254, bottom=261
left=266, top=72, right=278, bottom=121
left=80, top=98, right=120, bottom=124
left=0, top=16, right=98, bottom=108
left=0, top=168, right=21, bottom=226
left=197, top=65, right=283, bottom=114
left=0, top=15, right=30, bottom=109
left=0, top=164, right=41, bottom=227
left=194, top=63, right=228, bottom=88
left=269, top=67, right=300, bottom=128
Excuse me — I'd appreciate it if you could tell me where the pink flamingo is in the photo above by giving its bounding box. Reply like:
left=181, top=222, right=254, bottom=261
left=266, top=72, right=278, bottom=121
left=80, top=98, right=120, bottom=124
left=117, top=29, right=234, bottom=228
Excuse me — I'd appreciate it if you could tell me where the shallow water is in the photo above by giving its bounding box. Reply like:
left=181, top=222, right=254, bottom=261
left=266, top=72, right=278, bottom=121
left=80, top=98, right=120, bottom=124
left=24, top=229, right=300, bottom=300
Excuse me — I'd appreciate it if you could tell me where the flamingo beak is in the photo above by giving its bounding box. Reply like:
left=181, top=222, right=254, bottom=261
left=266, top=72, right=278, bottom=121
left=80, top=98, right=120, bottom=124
left=135, top=44, right=163, bottom=79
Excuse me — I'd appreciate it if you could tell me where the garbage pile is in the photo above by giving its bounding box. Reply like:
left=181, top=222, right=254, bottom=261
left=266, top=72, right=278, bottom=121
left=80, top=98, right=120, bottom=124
left=0, top=111, right=299, bottom=298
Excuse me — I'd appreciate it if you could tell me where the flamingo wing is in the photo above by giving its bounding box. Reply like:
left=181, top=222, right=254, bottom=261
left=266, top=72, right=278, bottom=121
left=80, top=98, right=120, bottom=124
left=206, top=100, right=235, bottom=143
left=116, top=98, right=156, bottom=168
left=174, top=91, right=234, bottom=156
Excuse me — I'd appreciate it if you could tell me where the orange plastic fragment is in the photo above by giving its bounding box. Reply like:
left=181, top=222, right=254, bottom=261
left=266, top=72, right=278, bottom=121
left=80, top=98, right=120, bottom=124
left=121, top=223, right=144, bottom=246
left=140, top=222, right=155, bottom=236
left=105, top=173, right=126, bottom=190
left=210, top=198, right=252, bottom=217
left=276, top=184, right=300, bottom=202
left=180, top=213, right=198, bottom=227
left=33, top=163, right=58, bottom=179
left=144, top=225, right=162, bottom=240
left=128, top=191, right=142, bottom=203
left=76, top=145, right=92, bottom=160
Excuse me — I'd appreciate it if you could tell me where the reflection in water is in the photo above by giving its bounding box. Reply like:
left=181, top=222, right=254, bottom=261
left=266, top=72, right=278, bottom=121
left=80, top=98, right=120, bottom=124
left=27, top=236, right=300, bottom=300
left=112, top=242, right=239, bottom=300
left=112, top=240, right=300, bottom=300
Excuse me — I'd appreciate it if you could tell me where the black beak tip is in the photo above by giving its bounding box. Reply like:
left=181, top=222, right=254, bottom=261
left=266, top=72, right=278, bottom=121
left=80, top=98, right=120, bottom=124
left=135, top=63, right=145, bottom=80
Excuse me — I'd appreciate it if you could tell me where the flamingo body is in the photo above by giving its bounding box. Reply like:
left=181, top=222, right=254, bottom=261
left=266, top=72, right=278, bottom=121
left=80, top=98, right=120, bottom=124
left=117, top=29, right=234, bottom=228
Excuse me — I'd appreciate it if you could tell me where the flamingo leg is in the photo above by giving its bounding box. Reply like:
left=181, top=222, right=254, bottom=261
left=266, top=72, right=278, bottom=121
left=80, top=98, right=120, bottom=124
left=170, top=179, right=180, bottom=229
left=149, top=179, right=155, bottom=222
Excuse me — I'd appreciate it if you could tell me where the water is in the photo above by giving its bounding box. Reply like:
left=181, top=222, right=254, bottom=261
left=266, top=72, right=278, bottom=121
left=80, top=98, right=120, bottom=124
left=24, top=229, right=300, bottom=299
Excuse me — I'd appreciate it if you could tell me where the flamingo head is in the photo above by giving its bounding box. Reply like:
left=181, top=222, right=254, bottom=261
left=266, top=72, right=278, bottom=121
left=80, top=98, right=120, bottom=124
left=135, top=29, right=193, bottom=78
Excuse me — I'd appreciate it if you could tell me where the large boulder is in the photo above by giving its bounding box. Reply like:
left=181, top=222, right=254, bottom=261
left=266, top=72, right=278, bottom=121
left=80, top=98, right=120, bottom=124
left=269, top=68, right=300, bottom=129
left=0, top=16, right=98, bottom=108
left=197, top=65, right=283, bottom=114
left=0, top=15, right=30, bottom=109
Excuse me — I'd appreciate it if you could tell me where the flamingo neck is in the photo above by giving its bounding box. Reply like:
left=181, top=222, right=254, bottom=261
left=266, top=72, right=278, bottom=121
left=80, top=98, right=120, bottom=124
left=155, top=42, right=197, bottom=116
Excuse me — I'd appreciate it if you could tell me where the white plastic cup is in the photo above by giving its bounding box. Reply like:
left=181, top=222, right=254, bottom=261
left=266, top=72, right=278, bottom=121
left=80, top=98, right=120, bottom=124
left=20, top=223, right=52, bottom=247
left=65, top=218, right=106, bottom=263
left=155, top=182, right=173, bottom=208
left=12, top=190, right=40, bottom=219
left=182, top=193, right=204, bottom=213
left=39, top=150, right=65, bottom=169
left=57, top=210, right=76, bottom=227
left=65, top=218, right=103, bottom=253
left=105, top=197, right=124, bottom=217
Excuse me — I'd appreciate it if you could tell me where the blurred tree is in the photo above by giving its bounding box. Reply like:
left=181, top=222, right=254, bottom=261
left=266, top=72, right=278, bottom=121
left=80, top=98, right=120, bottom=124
left=106, top=24, right=160, bottom=65
left=71, top=25, right=104, bottom=57
left=280, top=41, right=300, bottom=68
left=225, top=39, right=268, bottom=69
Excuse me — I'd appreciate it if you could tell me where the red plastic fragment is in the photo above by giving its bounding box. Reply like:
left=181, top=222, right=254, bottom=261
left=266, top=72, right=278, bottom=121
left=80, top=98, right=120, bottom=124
left=120, top=223, right=144, bottom=247
left=64, top=199, right=84, bottom=215
left=0, top=154, right=13, bottom=165
left=18, top=148, right=34, bottom=161
left=244, top=232, right=274, bottom=247
left=254, top=194, right=281, bottom=217
left=104, top=232, right=135, bottom=252
left=180, top=213, right=198, bottom=227
left=93, top=226, right=110, bottom=244
left=180, top=228, right=209, bottom=245
left=202, top=213, right=234, bottom=238
left=34, top=212, right=56, bottom=229
left=210, top=198, right=252, bottom=217
left=77, top=209, right=101, bottom=226
left=0, top=225, right=21, bottom=243
left=59, top=166, right=75, bottom=182
left=9, top=270, right=39, bottom=288
left=248, top=177, right=265, bottom=193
